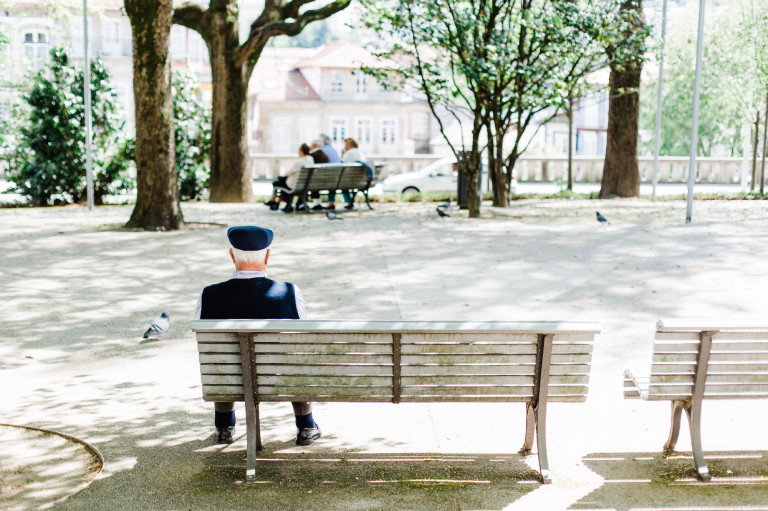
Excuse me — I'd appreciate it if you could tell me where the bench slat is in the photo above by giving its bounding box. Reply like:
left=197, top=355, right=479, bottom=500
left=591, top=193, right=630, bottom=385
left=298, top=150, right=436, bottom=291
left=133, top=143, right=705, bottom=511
left=199, top=353, right=241, bottom=364
left=256, top=354, right=394, bottom=365
left=252, top=333, right=394, bottom=344
left=651, top=373, right=768, bottom=384
left=256, top=364, right=393, bottom=377
left=401, top=343, right=537, bottom=355
left=259, top=375, right=391, bottom=387
left=200, top=363, right=242, bottom=376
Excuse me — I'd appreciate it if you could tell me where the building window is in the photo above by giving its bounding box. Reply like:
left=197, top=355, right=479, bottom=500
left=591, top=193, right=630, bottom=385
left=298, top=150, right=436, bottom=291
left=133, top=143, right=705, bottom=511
left=330, top=118, right=347, bottom=144
left=381, top=119, right=396, bottom=145
left=355, top=118, right=372, bottom=145
left=102, top=19, right=122, bottom=56
left=354, top=72, right=368, bottom=94
left=23, top=30, right=49, bottom=69
left=330, top=71, right=344, bottom=93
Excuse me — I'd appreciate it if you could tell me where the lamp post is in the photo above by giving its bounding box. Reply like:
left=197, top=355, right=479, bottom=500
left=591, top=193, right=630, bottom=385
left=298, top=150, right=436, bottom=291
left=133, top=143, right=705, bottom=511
left=686, top=0, right=706, bottom=223
left=83, top=0, right=94, bottom=211
left=651, top=0, right=668, bottom=202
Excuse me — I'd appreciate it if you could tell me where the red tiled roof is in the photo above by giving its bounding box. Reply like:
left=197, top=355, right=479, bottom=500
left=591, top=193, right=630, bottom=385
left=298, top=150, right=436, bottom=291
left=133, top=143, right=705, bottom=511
left=284, top=69, right=320, bottom=101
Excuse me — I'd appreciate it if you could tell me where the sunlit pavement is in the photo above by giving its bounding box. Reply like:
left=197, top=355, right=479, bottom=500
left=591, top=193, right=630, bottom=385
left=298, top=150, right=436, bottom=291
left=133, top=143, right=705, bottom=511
left=1, top=199, right=767, bottom=510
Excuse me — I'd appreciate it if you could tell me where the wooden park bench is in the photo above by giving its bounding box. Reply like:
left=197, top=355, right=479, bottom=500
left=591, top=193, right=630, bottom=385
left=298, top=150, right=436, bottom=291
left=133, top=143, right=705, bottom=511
left=191, top=319, right=600, bottom=483
left=624, top=320, right=768, bottom=481
left=280, top=163, right=377, bottom=210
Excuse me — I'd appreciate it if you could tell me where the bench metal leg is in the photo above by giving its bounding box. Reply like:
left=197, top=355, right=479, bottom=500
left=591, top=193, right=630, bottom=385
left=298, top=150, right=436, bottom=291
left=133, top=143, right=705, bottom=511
left=664, top=400, right=686, bottom=452
left=244, top=400, right=261, bottom=482
left=521, top=403, right=535, bottom=454
left=686, top=402, right=711, bottom=481
left=363, top=190, right=374, bottom=210
left=534, top=403, right=551, bottom=484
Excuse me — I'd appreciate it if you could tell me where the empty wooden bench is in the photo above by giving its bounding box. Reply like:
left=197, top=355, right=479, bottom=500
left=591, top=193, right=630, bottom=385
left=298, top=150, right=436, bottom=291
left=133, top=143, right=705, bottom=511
left=191, top=319, right=600, bottom=483
left=286, top=163, right=375, bottom=210
left=624, top=320, right=768, bottom=481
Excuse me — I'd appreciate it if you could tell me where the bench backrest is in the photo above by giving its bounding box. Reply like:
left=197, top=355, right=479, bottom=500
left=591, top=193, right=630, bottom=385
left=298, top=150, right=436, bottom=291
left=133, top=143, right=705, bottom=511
left=648, top=320, right=768, bottom=400
left=192, top=320, right=599, bottom=404
left=292, top=164, right=370, bottom=194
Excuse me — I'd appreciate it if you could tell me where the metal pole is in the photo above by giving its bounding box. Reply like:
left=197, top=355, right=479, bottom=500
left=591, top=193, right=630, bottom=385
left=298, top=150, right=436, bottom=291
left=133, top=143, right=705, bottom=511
left=83, top=0, right=94, bottom=211
left=761, top=90, right=767, bottom=195
left=651, top=0, right=668, bottom=201
left=685, top=0, right=706, bottom=224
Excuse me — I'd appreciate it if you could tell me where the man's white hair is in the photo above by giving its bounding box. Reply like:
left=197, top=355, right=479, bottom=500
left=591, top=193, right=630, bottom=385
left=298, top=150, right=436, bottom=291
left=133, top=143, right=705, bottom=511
left=230, top=246, right=268, bottom=266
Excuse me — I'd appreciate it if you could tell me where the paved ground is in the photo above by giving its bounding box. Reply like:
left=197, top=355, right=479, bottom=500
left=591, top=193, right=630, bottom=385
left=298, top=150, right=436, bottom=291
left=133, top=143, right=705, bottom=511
left=1, top=197, right=768, bottom=510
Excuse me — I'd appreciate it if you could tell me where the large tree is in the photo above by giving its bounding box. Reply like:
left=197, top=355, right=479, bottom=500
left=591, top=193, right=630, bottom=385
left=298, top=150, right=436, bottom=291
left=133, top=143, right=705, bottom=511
left=599, top=0, right=648, bottom=198
left=484, top=1, right=607, bottom=206
left=173, top=0, right=351, bottom=203
left=125, top=0, right=183, bottom=230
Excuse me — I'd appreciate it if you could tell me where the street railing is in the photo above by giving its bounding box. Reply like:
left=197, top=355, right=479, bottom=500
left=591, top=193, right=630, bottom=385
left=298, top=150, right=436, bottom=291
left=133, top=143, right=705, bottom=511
left=248, top=153, right=748, bottom=184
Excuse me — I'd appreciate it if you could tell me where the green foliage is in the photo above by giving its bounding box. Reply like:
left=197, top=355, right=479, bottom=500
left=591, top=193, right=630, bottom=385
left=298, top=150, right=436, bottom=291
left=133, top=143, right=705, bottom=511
left=172, top=72, right=211, bottom=201
left=640, top=2, right=748, bottom=157
left=359, top=0, right=623, bottom=207
left=7, top=47, right=132, bottom=206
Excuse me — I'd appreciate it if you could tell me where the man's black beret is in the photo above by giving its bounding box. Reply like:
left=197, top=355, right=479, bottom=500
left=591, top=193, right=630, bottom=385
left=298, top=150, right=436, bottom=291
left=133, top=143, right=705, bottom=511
left=227, top=226, right=273, bottom=251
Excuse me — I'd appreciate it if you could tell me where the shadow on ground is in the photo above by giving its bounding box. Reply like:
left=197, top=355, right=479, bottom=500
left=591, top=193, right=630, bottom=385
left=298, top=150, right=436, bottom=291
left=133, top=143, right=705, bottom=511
left=571, top=451, right=768, bottom=510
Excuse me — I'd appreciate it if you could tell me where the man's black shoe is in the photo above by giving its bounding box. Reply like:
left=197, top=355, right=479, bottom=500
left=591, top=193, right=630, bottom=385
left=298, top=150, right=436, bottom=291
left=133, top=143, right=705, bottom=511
left=344, top=203, right=354, bottom=210
left=296, top=203, right=308, bottom=212
left=296, top=425, right=321, bottom=446
left=282, top=205, right=293, bottom=213
left=324, top=204, right=336, bottom=211
left=311, top=204, right=324, bottom=211
left=269, top=201, right=280, bottom=211
left=216, top=426, right=235, bottom=444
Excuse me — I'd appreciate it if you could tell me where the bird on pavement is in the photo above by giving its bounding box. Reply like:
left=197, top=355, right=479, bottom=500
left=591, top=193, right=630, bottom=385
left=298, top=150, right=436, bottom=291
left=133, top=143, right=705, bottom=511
left=596, top=211, right=611, bottom=225
left=143, top=311, right=170, bottom=339
left=436, top=207, right=450, bottom=218
left=438, top=198, right=451, bottom=209
left=325, top=210, right=343, bottom=220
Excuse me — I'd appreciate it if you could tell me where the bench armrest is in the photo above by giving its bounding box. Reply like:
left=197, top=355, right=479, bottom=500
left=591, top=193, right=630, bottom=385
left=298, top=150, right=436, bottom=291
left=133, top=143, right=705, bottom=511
left=623, top=369, right=649, bottom=400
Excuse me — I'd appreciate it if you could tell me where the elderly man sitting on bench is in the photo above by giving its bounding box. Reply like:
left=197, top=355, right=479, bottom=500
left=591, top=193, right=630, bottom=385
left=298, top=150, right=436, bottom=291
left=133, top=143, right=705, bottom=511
left=193, top=226, right=321, bottom=445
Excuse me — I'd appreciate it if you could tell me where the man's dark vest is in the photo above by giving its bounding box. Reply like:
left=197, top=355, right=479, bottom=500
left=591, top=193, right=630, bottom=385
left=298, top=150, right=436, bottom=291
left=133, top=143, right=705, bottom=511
left=200, top=278, right=299, bottom=320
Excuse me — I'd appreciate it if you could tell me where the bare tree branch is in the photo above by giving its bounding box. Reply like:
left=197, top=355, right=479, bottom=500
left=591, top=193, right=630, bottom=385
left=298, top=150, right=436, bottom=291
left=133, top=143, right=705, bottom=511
left=172, top=3, right=206, bottom=35
left=235, top=0, right=351, bottom=67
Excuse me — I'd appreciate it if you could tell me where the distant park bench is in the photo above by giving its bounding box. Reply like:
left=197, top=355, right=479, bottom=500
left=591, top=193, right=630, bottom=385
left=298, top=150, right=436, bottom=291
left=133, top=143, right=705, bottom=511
left=191, top=319, right=601, bottom=483
left=624, top=319, right=768, bottom=481
left=279, top=162, right=381, bottom=210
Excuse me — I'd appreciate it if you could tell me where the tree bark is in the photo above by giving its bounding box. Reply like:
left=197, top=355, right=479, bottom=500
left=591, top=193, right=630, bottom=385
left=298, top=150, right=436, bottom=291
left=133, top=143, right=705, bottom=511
left=207, top=14, right=253, bottom=203
left=600, top=63, right=642, bottom=198
left=125, top=0, right=183, bottom=230
left=600, top=1, right=644, bottom=199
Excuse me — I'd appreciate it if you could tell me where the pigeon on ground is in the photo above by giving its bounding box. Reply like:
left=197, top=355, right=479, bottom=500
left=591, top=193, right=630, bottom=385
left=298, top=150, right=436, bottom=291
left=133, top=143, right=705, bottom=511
left=438, top=198, right=451, bottom=209
left=143, top=311, right=170, bottom=339
left=325, top=210, right=343, bottom=220
left=596, top=211, right=611, bottom=225
left=436, top=207, right=450, bottom=218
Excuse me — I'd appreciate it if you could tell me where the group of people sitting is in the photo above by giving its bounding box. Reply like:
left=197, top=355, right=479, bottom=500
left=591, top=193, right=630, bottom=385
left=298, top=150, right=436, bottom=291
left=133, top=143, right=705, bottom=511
left=263, top=133, right=364, bottom=213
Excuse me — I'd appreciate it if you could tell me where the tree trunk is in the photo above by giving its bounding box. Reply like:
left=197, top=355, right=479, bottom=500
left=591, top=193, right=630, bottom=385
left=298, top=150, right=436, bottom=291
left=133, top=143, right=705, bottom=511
left=486, top=120, right=508, bottom=207
left=207, top=17, right=253, bottom=203
left=600, top=1, right=644, bottom=199
left=565, top=97, right=573, bottom=192
left=600, top=61, right=642, bottom=198
left=125, top=0, right=183, bottom=230
left=751, top=111, right=759, bottom=192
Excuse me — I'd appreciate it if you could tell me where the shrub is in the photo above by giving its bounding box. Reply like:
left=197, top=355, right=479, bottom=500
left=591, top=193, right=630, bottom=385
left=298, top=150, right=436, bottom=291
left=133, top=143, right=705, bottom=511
left=7, top=47, right=132, bottom=206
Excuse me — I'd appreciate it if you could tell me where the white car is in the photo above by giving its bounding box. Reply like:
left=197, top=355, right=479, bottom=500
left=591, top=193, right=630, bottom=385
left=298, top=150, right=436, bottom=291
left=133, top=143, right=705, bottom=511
left=382, top=157, right=506, bottom=195
left=382, top=157, right=461, bottom=194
